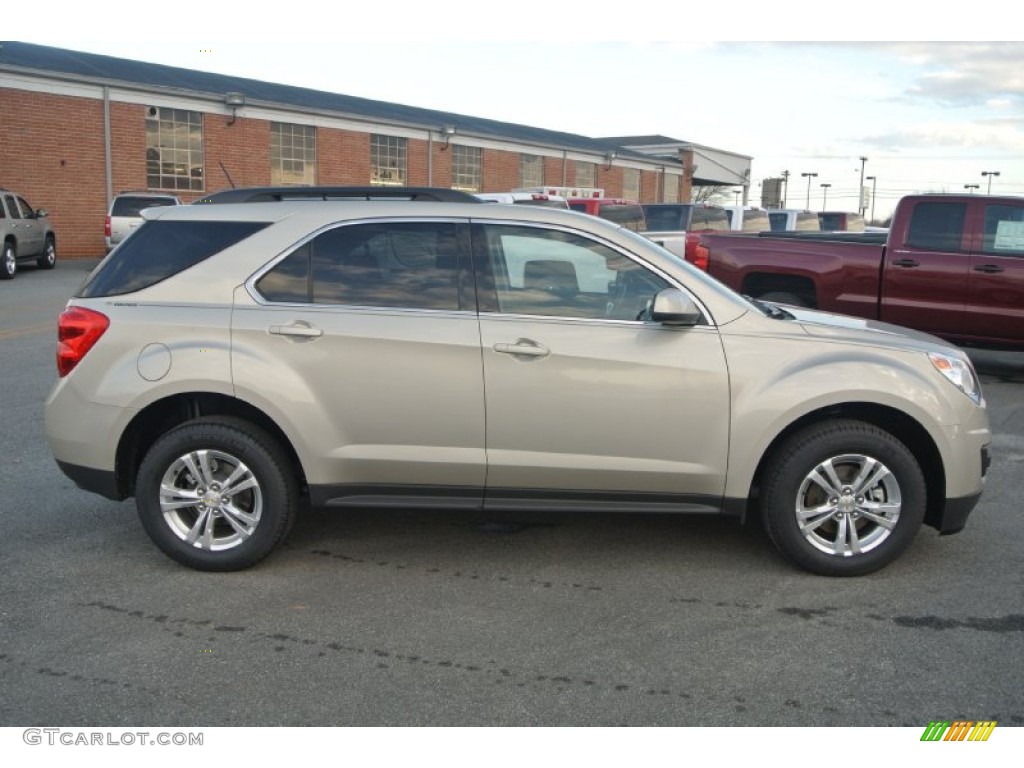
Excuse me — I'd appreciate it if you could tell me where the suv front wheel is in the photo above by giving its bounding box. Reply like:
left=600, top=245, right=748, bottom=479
left=760, top=419, right=926, bottom=576
left=1, top=241, right=16, bottom=279
left=135, top=417, right=298, bottom=571
left=37, top=236, right=56, bottom=269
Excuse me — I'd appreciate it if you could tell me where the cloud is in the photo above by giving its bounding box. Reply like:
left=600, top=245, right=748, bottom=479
left=873, top=42, right=1024, bottom=107
left=861, top=120, right=1024, bottom=153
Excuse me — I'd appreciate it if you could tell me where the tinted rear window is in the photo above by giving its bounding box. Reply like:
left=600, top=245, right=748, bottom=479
left=689, top=207, right=729, bottom=230
left=111, top=196, right=178, bottom=217
left=79, top=220, right=269, bottom=297
left=740, top=210, right=771, bottom=232
left=597, top=204, right=645, bottom=231
left=643, top=205, right=689, bottom=230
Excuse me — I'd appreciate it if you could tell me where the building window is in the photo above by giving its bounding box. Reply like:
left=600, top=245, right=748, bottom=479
left=519, top=154, right=543, bottom=188
left=271, top=123, right=316, bottom=186
left=146, top=107, right=204, bottom=191
left=575, top=161, right=596, bottom=188
left=623, top=168, right=640, bottom=200
left=371, top=135, right=407, bottom=186
left=451, top=145, right=482, bottom=192
left=663, top=174, right=680, bottom=203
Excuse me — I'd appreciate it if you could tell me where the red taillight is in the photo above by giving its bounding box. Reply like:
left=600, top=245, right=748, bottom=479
left=104, top=215, right=111, bottom=238
left=692, top=244, right=709, bottom=271
left=685, top=235, right=710, bottom=271
left=57, top=307, right=109, bottom=377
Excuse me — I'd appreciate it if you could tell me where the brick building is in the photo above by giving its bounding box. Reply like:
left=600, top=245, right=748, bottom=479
left=1, top=41, right=750, bottom=257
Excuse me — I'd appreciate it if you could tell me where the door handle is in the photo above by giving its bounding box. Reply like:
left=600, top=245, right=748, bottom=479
left=268, top=323, right=323, bottom=339
left=973, top=264, right=1004, bottom=274
left=892, top=258, right=919, bottom=268
left=493, top=340, right=550, bottom=358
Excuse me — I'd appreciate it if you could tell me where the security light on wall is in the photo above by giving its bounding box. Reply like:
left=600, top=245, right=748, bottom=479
left=441, top=124, right=457, bottom=150
left=603, top=151, right=617, bottom=170
left=225, top=92, right=246, bottom=125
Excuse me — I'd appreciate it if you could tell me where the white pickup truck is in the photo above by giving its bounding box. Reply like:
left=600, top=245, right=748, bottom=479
left=639, top=202, right=731, bottom=261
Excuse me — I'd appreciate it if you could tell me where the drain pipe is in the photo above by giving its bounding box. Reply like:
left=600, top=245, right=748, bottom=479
left=427, top=131, right=434, bottom=186
left=103, top=87, right=113, bottom=204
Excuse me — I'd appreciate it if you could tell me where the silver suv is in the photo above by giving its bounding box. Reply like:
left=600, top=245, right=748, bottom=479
left=1, top=188, right=57, bottom=279
left=105, top=192, right=181, bottom=252
left=45, top=189, right=991, bottom=575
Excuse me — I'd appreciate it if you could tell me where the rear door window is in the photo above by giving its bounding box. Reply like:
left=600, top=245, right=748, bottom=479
left=255, top=221, right=464, bottom=311
left=981, top=204, right=1024, bottom=257
left=79, top=220, right=269, bottom=297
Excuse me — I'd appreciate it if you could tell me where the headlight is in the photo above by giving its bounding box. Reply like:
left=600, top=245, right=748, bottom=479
left=928, top=353, right=983, bottom=405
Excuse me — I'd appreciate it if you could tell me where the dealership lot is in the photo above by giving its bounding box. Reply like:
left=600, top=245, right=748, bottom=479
left=1, top=259, right=1022, bottom=726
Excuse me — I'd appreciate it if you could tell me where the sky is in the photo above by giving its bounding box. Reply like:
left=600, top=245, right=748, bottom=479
left=12, top=2, right=1022, bottom=221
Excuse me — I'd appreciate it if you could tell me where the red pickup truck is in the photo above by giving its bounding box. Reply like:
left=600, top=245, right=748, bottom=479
left=693, top=194, right=1024, bottom=349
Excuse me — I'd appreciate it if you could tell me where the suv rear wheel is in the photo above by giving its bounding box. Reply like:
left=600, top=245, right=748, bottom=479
left=760, top=419, right=926, bottom=576
left=135, top=417, right=298, bottom=571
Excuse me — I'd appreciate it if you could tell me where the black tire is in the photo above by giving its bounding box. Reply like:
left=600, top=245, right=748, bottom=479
left=1, top=241, right=16, bottom=280
left=760, top=419, right=926, bottom=576
left=36, top=236, right=56, bottom=269
left=758, top=291, right=808, bottom=307
left=135, top=417, right=298, bottom=571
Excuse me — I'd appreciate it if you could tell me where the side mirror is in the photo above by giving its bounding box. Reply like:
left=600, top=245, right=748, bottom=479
left=651, top=288, right=702, bottom=326
left=36, top=209, right=49, bottom=218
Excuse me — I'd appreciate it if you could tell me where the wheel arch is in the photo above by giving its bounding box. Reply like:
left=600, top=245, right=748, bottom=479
left=746, top=402, right=946, bottom=531
left=115, top=392, right=306, bottom=499
left=739, top=272, right=818, bottom=308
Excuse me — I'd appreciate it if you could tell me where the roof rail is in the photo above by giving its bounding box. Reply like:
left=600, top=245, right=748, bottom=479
left=194, top=186, right=483, bottom=204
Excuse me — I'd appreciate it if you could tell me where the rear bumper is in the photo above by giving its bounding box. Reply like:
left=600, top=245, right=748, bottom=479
left=56, top=460, right=124, bottom=501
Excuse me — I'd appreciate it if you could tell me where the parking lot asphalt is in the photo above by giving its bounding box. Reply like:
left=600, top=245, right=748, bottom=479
left=1, top=258, right=1022, bottom=727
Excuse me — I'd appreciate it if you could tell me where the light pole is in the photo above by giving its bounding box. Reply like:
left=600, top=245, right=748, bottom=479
left=733, top=188, right=742, bottom=205
left=820, top=183, right=832, bottom=210
left=981, top=171, right=1000, bottom=194
left=964, top=183, right=980, bottom=194
left=865, top=175, right=877, bottom=223
left=801, top=172, right=817, bottom=210
left=781, top=170, right=790, bottom=208
left=858, top=156, right=868, bottom=216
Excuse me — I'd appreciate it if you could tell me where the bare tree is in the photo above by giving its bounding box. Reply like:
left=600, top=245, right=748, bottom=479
left=692, top=185, right=731, bottom=203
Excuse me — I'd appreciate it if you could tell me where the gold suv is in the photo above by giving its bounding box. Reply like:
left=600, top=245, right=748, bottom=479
left=45, top=189, right=991, bottom=575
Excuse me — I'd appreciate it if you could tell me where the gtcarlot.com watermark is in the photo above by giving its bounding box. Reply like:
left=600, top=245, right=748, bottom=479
left=23, top=728, right=203, bottom=747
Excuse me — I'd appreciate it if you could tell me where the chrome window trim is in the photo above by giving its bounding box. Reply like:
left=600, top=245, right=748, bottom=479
left=244, top=215, right=715, bottom=326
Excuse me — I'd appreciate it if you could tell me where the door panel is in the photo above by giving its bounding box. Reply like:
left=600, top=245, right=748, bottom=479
left=480, top=316, right=730, bottom=499
left=474, top=222, right=730, bottom=504
left=232, top=219, right=485, bottom=503
left=964, top=202, right=1024, bottom=345
left=881, top=200, right=969, bottom=338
